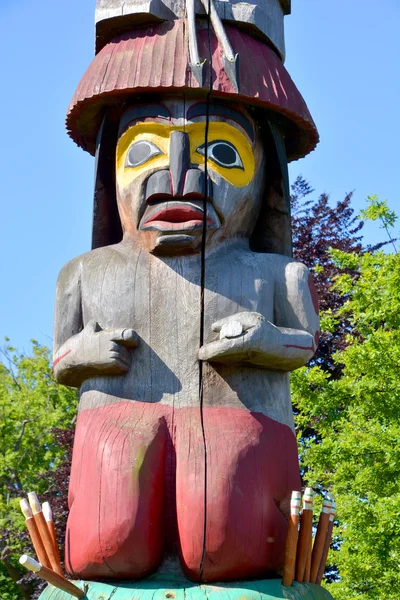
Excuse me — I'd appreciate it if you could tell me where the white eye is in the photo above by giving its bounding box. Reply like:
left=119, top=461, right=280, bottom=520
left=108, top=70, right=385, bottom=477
left=126, top=140, right=163, bottom=167
left=197, top=140, right=243, bottom=170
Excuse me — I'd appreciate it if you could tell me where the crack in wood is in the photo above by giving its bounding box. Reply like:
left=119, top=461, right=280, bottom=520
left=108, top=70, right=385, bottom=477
left=198, top=0, right=213, bottom=582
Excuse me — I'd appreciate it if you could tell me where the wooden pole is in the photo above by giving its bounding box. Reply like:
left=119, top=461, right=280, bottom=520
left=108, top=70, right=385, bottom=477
left=316, top=500, right=337, bottom=585
left=19, top=555, right=85, bottom=599
left=310, top=495, right=333, bottom=583
left=28, top=493, right=64, bottom=577
left=303, top=546, right=311, bottom=583
left=295, top=487, right=314, bottom=583
left=42, top=502, right=63, bottom=574
left=20, top=499, right=51, bottom=569
left=282, top=491, right=301, bottom=586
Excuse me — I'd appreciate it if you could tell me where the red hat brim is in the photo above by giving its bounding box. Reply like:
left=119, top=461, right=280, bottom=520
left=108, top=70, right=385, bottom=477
left=66, top=19, right=319, bottom=161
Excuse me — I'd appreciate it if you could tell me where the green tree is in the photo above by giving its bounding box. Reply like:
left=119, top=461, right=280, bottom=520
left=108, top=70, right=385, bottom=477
left=360, top=195, right=398, bottom=253
left=292, top=246, right=400, bottom=599
left=0, top=342, right=77, bottom=599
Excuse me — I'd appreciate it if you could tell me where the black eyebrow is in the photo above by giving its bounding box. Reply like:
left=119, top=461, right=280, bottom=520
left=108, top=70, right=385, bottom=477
left=186, top=103, right=254, bottom=141
left=119, top=104, right=171, bottom=133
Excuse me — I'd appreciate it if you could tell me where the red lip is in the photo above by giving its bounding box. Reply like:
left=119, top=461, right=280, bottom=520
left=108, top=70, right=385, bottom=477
left=142, top=205, right=214, bottom=230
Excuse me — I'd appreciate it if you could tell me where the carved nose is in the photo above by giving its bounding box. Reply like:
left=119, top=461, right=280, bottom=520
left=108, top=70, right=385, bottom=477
left=169, top=131, right=190, bottom=196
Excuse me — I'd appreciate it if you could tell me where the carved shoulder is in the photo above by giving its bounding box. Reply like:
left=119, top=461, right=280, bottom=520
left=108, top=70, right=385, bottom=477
left=54, top=246, right=119, bottom=350
left=267, top=254, right=319, bottom=333
left=258, top=253, right=308, bottom=280
left=56, top=255, right=84, bottom=292
left=57, top=243, right=129, bottom=288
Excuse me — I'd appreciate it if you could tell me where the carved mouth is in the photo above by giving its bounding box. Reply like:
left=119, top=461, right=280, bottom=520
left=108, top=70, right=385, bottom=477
left=140, top=200, right=218, bottom=232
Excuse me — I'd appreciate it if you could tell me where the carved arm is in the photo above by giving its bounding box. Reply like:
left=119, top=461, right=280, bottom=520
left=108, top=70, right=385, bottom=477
left=53, top=259, right=137, bottom=387
left=199, top=261, right=320, bottom=372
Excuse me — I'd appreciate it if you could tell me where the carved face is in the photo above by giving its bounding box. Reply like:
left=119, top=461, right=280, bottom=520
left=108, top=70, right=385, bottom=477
left=115, top=99, right=265, bottom=254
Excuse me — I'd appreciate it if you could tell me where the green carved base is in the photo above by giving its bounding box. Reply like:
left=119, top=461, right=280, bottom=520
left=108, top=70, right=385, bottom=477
left=38, top=575, right=334, bottom=600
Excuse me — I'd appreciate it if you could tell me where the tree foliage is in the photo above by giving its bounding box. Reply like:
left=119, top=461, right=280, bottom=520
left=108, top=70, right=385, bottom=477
left=291, top=176, right=366, bottom=377
left=0, top=342, right=76, bottom=599
left=360, top=194, right=398, bottom=254
left=292, top=247, right=400, bottom=599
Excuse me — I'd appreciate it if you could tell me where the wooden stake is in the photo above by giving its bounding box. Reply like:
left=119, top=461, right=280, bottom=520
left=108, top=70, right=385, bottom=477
left=282, top=491, right=301, bottom=586
left=304, top=546, right=311, bottom=583
left=310, top=495, right=333, bottom=583
left=295, top=487, right=314, bottom=583
left=28, top=493, right=64, bottom=577
left=42, top=501, right=63, bottom=575
left=20, top=499, right=51, bottom=569
left=19, top=555, right=85, bottom=599
left=316, top=500, right=337, bottom=585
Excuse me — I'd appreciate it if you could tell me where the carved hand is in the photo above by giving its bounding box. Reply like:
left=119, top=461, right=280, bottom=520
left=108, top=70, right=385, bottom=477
left=78, top=320, right=138, bottom=372
left=53, top=320, right=138, bottom=386
left=198, top=312, right=315, bottom=371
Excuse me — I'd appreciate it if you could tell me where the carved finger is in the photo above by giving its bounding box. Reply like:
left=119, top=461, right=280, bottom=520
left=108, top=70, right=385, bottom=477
left=85, top=319, right=102, bottom=333
left=111, top=328, right=138, bottom=347
left=109, top=356, right=130, bottom=371
left=110, top=347, right=131, bottom=365
left=212, top=312, right=264, bottom=333
left=199, top=337, right=246, bottom=362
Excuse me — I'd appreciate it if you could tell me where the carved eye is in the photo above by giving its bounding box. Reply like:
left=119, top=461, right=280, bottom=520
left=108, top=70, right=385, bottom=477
left=197, top=140, right=243, bottom=170
left=126, top=140, right=163, bottom=168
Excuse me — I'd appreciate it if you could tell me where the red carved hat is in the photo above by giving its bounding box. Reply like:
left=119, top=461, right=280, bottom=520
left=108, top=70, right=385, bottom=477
left=66, top=19, right=318, bottom=162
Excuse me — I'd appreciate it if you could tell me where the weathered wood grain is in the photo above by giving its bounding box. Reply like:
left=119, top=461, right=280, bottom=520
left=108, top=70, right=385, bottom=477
left=94, top=0, right=287, bottom=58
left=67, top=21, right=319, bottom=160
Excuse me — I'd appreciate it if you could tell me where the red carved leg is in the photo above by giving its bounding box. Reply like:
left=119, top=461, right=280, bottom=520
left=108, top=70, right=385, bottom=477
left=175, top=407, right=206, bottom=581
left=66, top=401, right=168, bottom=579
left=177, top=407, right=301, bottom=582
left=202, top=408, right=301, bottom=581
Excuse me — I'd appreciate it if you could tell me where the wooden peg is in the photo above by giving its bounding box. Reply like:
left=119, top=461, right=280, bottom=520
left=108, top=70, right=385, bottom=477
left=310, top=495, right=333, bottom=583
left=295, top=487, right=314, bottom=583
left=304, top=546, right=311, bottom=583
left=20, top=499, right=51, bottom=569
left=19, top=555, right=85, bottom=599
left=282, top=491, right=301, bottom=586
left=28, top=493, right=64, bottom=577
left=42, top=502, right=63, bottom=575
left=316, top=500, right=337, bottom=585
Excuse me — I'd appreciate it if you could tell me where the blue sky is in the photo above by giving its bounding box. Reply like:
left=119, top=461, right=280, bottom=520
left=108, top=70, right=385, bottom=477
left=1, top=0, right=399, bottom=352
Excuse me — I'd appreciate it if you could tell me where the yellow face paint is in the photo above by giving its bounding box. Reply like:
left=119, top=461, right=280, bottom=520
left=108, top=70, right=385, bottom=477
left=116, top=122, right=255, bottom=189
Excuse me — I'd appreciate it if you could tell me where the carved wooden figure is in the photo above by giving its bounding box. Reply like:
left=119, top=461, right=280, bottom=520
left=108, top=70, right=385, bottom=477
left=46, top=1, right=333, bottom=598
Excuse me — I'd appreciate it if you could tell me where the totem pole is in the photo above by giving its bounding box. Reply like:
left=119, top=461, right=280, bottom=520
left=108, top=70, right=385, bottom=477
left=38, top=1, right=334, bottom=598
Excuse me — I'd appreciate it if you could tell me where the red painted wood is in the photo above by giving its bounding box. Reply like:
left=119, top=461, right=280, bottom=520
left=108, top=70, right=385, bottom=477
left=284, top=344, right=315, bottom=351
left=66, top=402, right=300, bottom=582
left=52, top=350, right=72, bottom=368
left=67, top=402, right=168, bottom=579
left=195, top=408, right=301, bottom=582
left=66, top=20, right=318, bottom=160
